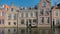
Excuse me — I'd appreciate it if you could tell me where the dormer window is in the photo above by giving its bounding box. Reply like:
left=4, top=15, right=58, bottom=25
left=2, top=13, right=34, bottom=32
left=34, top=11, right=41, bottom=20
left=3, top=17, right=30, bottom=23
left=46, top=8, right=50, bottom=15
left=42, top=2, right=46, bottom=7
left=11, top=8, right=14, bottom=11
left=40, top=9, right=44, bottom=16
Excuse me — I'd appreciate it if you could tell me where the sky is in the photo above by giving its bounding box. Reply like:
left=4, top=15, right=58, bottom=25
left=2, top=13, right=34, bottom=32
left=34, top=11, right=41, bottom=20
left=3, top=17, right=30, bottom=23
left=0, top=0, right=60, bottom=7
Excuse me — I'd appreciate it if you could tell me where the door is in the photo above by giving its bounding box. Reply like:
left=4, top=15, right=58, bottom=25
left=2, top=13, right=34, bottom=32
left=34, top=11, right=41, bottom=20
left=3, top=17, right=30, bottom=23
left=26, top=19, right=31, bottom=27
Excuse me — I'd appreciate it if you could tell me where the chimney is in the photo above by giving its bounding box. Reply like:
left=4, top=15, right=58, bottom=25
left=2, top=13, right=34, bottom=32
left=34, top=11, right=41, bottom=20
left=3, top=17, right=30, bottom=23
left=3, top=4, right=9, bottom=10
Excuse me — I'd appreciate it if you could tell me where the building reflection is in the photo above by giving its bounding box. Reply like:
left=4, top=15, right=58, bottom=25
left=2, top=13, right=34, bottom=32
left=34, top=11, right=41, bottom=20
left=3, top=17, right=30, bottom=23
left=4, top=28, right=17, bottom=34
left=0, top=28, right=59, bottom=34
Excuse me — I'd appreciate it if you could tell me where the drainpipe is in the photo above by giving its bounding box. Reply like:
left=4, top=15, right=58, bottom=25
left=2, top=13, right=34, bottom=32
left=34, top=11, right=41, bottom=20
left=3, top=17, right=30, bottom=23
left=17, top=13, right=18, bottom=28
left=17, top=10, right=19, bottom=34
left=50, top=10, right=52, bottom=28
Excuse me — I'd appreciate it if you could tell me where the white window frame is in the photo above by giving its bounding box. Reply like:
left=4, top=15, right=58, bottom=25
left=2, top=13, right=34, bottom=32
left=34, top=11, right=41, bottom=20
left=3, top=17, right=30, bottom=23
left=54, top=10, right=59, bottom=16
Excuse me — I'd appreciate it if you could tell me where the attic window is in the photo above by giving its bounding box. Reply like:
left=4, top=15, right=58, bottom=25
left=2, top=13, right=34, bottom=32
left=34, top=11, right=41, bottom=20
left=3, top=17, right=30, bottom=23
left=11, top=8, right=14, bottom=11
left=42, top=2, right=46, bottom=7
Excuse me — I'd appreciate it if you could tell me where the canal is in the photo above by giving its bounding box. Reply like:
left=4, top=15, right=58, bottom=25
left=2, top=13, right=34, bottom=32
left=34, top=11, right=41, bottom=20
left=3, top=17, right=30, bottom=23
left=0, top=27, right=59, bottom=34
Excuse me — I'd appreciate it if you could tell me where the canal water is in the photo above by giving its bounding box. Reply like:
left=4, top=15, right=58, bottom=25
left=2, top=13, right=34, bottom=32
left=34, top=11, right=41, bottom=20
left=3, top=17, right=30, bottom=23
left=0, top=28, right=59, bottom=34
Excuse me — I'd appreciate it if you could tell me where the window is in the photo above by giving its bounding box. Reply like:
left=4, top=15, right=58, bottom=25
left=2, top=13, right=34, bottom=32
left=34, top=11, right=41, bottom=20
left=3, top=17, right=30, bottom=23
left=42, top=2, right=46, bottom=7
left=31, top=12, right=33, bottom=17
left=0, top=19, right=4, bottom=24
left=21, top=19, right=24, bottom=24
left=0, top=20, right=1, bottom=24
left=46, top=8, right=50, bottom=15
left=14, top=22, right=16, bottom=25
left=19, top=13, right=21, bottom=17
left=29, top=19, right=31, bottom=23
left=40, top=9, right=44, bottom=15
left=26, top=13, right=28, bottom=17
left=24, top=13, right=26, bottom=17
left=13, top=14, right=16, bottom=20
left=28, top=13, right=32, bottom=17
left=34, top=12, right=37, bottom=17
left=21, top=13, right=24, bottom=17
left=56, top=19, right=60, bottom=24
left=11, top=8, right=14, bottom=11
left=33, top=19, right=37, bottom=23
left=40, top=17, right=44, bottom=24
left=7, top=14, right=11, bottom=20
left=54, top=11, right=58, bottom=16
left=1, top=12, right=4, bottom=16
left=8, top=22, right=10, bottom=25
left=2, top=19, right=4, bottom=24
left=28, top=13, right=31, bottom=17
left=46, top=17, right=49, bottom=23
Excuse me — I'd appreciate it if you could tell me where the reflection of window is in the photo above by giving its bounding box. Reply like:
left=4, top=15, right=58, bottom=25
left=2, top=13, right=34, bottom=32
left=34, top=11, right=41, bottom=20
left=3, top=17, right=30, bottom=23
left=14, top=29, right=16, bottom=32
left=40, top=17, right=44, bottom=23
left=0, top=30, right=3, bottom=34
left=40, top=9, right=44, bottom=15
left=54, top=11, right=58, bottom=16
left=21, top=19, right=24, bottom=24
left=8, top=29, right=10, bottom=32
left=42, top=2, right=46, bottom=7
left=21, top=29, right=25, bottom=34
left=45, top=30, right=49, bottom=34
left=40, top=30, right=43, bottom=34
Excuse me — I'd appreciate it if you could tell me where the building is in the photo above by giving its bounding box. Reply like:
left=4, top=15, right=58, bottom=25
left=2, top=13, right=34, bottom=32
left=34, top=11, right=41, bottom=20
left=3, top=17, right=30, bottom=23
left=52, top=5, right=60, bottom=27
left=0, top=6, right=6, bottom=27
left=18, top=7, right=38, bottom=27
left=5, top=5, right=19, bottom=27
left=38, top=0, right=51, bottom=27
left=0, top=0, right=59, bottom=27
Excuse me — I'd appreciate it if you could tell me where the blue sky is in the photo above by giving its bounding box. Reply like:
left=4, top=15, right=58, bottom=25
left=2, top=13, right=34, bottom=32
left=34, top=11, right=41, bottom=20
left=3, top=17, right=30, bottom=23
left=0, top=0, right=60, bottom=7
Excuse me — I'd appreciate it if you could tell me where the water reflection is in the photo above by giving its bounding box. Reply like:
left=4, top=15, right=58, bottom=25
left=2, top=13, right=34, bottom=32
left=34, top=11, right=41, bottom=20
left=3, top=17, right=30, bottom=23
left=0, top=27, right=60, bottom=34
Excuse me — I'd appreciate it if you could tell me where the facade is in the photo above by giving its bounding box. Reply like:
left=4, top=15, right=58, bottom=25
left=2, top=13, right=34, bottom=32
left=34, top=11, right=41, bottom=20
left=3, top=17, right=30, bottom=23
left=5, top=5, right=19, bottom=27
left=0, top=8, right=6, bottom=27
left=52, top=6, right=60, bottom=27
left=38, top=0, right=51, bottom=27
left=18, top=8, right=38, bottom=27
left=0, top=0, right=59, bottom=27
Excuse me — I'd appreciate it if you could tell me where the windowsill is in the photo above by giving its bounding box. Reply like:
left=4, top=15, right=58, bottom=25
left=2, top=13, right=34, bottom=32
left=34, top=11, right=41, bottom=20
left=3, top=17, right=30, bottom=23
left=45, top=14, right=49, bottom=16
left=39, top=23, right=44, bottom=25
